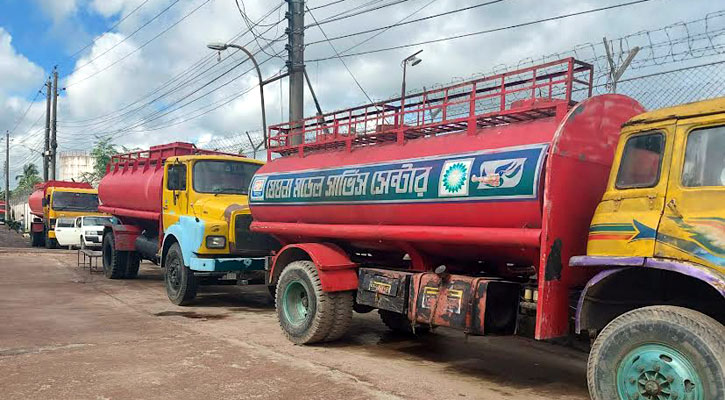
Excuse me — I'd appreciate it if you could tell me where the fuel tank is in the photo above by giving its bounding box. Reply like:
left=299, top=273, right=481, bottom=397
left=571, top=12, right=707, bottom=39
left=28, top=180, right=93, bottom=216
left=249, top=59, right=645, bottom=268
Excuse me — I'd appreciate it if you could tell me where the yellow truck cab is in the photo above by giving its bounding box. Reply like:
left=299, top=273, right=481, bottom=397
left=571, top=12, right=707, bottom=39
left=573, top=97, right=725, bottom=400
left=29, top=182, right=103, bottom=248
left=98, top=144, right=280, bottom=305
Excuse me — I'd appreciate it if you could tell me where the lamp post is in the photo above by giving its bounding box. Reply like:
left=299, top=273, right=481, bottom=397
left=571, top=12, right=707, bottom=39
left=207, top=42, right=268, bottom=148
left=400, top=50, right=423, bottom=129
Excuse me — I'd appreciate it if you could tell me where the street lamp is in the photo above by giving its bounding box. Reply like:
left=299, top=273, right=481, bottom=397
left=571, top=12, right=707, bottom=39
left=400, top=50, right=423, bottom=129
left=207, top=42, right=268, bottom=148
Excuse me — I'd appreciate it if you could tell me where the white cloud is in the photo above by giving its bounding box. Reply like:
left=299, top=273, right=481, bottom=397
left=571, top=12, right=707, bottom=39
left=34, top=0, right=82, bottom=21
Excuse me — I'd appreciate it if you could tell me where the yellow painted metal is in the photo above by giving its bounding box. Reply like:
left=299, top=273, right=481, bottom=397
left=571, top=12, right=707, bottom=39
left=162, top=155, right=264, bottom=255
left=588, top=96, right=725, bottom=272
left=45, top=187, right=106, bottom=235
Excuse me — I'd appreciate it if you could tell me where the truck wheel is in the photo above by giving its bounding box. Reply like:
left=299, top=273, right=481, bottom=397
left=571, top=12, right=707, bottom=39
left=379, top=310, right=429, bottom=335
left=323, top=291, right=354, bottom=342
left=164, top=243, right=197, bottom=305
left=30, top=232, right=42, bottom=247
left=102, top=233, right=127, bottom=279
left=125, top=252, right=140, bottom=279
left=588, top=305, right=725, bottom=400
left=276, top=260, right=335, bottom=344
left=44, top=231, right=58, bottom=249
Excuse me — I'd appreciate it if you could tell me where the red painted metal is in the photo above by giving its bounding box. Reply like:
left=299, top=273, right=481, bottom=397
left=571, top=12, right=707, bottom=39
left=252, top=222, right=541, bottom=248
left=252, top=59, right=645, bottom=339
left=270, top=243, right=358, bottom=292
left=98, top=142, right=235, bottom=222
left=28, top=180, right=93, bottom=216
left=111, top=224, right=143, bottom=251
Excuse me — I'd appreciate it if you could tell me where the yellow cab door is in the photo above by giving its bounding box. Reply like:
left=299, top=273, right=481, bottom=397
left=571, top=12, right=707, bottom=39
left=587, top=124, right=673, bottom=257
left=162, top=160, right=189, bottom=232
left=655, top=115, right=725, bottom=272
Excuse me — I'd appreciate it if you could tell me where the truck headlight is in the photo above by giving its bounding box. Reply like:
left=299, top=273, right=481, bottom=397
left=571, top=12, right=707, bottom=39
left=206, top=236, right=226, bottom=249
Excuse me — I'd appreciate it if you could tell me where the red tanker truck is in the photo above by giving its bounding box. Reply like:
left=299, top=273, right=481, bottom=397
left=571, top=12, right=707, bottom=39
left=28, top=180, right=101, bottom=248
left=98, top=143, right=279, bottom=304
left=250, top=58, right=725, bottom=399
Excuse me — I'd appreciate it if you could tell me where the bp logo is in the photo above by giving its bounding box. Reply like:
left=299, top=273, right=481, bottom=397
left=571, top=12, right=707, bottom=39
left=439, top=158, right=473, bottom=197
left=250, top=176, right=267, bottom=201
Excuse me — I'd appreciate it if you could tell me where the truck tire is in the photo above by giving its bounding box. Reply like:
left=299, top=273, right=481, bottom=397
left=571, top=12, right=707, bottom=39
left=44, top=231, right=58, bottom=249
left=588, top=305, right=725, bottom=400
left=276, top=260, right=335, bottom=344
left=164, top=243, right=197, bottom=305
left=125, top=252, right=140, bottom=279
left=379, top=310, right=430, bottom=335
left=323, top=291, right=354, bottom=342
left=30, top=231, right=43, bottom=247
left=102, top=233, right=128, bottom=279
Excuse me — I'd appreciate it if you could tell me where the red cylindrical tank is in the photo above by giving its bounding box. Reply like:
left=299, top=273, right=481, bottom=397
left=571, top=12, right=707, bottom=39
left=98, top=142, right=229, bottom=221
left=28, top=181, right=93, bottom=216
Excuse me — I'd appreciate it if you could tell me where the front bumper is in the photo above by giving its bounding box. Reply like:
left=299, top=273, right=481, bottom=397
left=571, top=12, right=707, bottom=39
left=84, top=235, right=102, bottom=244
left=189, top=255, right=268, bottom=272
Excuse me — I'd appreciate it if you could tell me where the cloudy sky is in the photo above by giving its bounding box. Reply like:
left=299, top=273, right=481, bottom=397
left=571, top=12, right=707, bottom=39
left=1, top=0, right=724, bottom=186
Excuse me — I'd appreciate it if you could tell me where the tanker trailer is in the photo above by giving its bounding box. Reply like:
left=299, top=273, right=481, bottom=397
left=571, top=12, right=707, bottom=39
left=250, top=57, right=725, bottom=399
left=98, top=142, right=279, bottom=305
left=28, top=180, right=101, bottom=248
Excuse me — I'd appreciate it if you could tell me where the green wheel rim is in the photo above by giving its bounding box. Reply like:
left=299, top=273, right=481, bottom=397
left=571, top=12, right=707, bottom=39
left=282, top=280, right=309, bottom=326
left=617, top=343, right=703, bottom=400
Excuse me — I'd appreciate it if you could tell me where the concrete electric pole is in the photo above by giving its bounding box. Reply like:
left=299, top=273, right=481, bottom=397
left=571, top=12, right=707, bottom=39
left=50, top=67, right=58, bottom=180
left=287, top=0, right=304, bottom=145
left=4, top=130, right=9, bottom=222
left=43, top=76, right=51, bottom=182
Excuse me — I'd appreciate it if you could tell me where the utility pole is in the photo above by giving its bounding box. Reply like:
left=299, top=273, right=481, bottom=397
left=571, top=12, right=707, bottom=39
left=50, top=67, right=58, bottom=180
left=43, top=76, right=51, bottom=181
left=287, top=0, right=305, bottom=145
left=4, top=130, right=9, bottom=223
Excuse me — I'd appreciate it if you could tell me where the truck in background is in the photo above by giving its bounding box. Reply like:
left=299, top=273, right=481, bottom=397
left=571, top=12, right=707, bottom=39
left=98, top=142, right=279, bottom=304
left=28, top=181, right=102, bottom=248
left=249, top=58, right=725, bottom=399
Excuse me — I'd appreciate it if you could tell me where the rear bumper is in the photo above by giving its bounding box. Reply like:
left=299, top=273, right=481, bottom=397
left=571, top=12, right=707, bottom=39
left=189, top=255, right=269, bottom=272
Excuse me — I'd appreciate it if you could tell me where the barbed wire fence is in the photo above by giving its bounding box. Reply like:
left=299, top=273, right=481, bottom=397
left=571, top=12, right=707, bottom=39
left=199, top=10, right=725, bottom=156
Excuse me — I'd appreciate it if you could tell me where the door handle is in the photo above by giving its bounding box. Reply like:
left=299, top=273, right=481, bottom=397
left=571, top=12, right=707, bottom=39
left=667, top=199, right=682, bottom=218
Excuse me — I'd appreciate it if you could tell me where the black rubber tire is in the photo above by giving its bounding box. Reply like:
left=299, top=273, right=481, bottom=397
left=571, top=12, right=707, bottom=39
left=379, top=309, right=430, bottom=335
left=44, top=231, right=58, bottom=249
left=588, top=305, right=725, bottom=400
left=164, top=243, right=197, bottom=306
left=124, top=252, right=140, bottom=279
left=275, top=260, right=335, bottom=344
left=267, top=285, right=277, bottom=300
left=30, top=231, right=43, bottom=247
left=102, top=233, right=127, bottom=279
left=323, top=291, right=354, bottom=342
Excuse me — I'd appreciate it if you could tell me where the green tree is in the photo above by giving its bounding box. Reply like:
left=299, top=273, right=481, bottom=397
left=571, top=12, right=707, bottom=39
left=80, top=137, right=118, bottom=184
left=14, top=163, right=41, bottom=193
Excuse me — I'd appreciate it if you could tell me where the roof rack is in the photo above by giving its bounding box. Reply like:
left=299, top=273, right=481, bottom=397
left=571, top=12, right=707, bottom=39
left=268, top=58, right=593, bottom=158
left=106, top=142, right=241, bottom=173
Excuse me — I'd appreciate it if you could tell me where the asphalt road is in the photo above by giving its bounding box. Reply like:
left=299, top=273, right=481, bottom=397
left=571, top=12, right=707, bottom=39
left=0, top=247, right=590, bottom=400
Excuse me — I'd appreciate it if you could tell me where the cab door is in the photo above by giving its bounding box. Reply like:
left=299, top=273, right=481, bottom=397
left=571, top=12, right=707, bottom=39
left=587, top=125, right=673, bottom=257
left=162, top=160, right=189, bottom=232
left=655, top=116, right=725, bottom=271
left=54, top=217, right=78, bottom=247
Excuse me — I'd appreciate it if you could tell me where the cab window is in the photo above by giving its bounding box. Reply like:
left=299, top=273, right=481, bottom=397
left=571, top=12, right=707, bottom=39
left=167, top=164, right=187, bottom=191
left=616, top=132, right=665, bottom=189
left=56, top=218, right=74, bottom=228
left=682, top=125, right=725, bottom=187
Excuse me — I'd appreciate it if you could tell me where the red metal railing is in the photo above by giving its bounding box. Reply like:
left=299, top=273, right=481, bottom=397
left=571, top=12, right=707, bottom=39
left=267, top=58, right=593, bottom=159
left=106, top=142, right=241, bottom=173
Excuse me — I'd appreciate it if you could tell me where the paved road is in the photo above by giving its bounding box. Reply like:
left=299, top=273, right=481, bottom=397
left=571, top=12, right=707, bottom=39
left=0, top=248, right=590, bottom=399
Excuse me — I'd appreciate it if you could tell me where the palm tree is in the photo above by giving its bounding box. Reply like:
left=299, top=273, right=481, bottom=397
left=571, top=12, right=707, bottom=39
left=15, top=163, right=42, bottom=192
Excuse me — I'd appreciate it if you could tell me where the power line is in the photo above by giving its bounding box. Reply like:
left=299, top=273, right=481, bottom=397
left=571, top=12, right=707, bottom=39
left=305, top=5, right=375, bottom=103
left=309, top=0, right=660, bottom=62
left=305, top=0, right=412, bottom=28
left=7, top=85, right=44, bottom=137
left=64, top=0, right=153, bottom=63
left=306, top=0, right=507, bottom=47
left=309, top=0, right=349, bottom=11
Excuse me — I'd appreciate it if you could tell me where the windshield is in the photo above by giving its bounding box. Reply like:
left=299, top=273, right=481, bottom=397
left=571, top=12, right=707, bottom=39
left=52, top=192, right=99, bottom=212
left=192, top=160, right=261, bottom=195
left=83, top=216, right=116, bottom=226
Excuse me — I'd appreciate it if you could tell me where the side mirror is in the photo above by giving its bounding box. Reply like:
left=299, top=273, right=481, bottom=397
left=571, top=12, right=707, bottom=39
left=41, top=198, right=48, bottom=207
